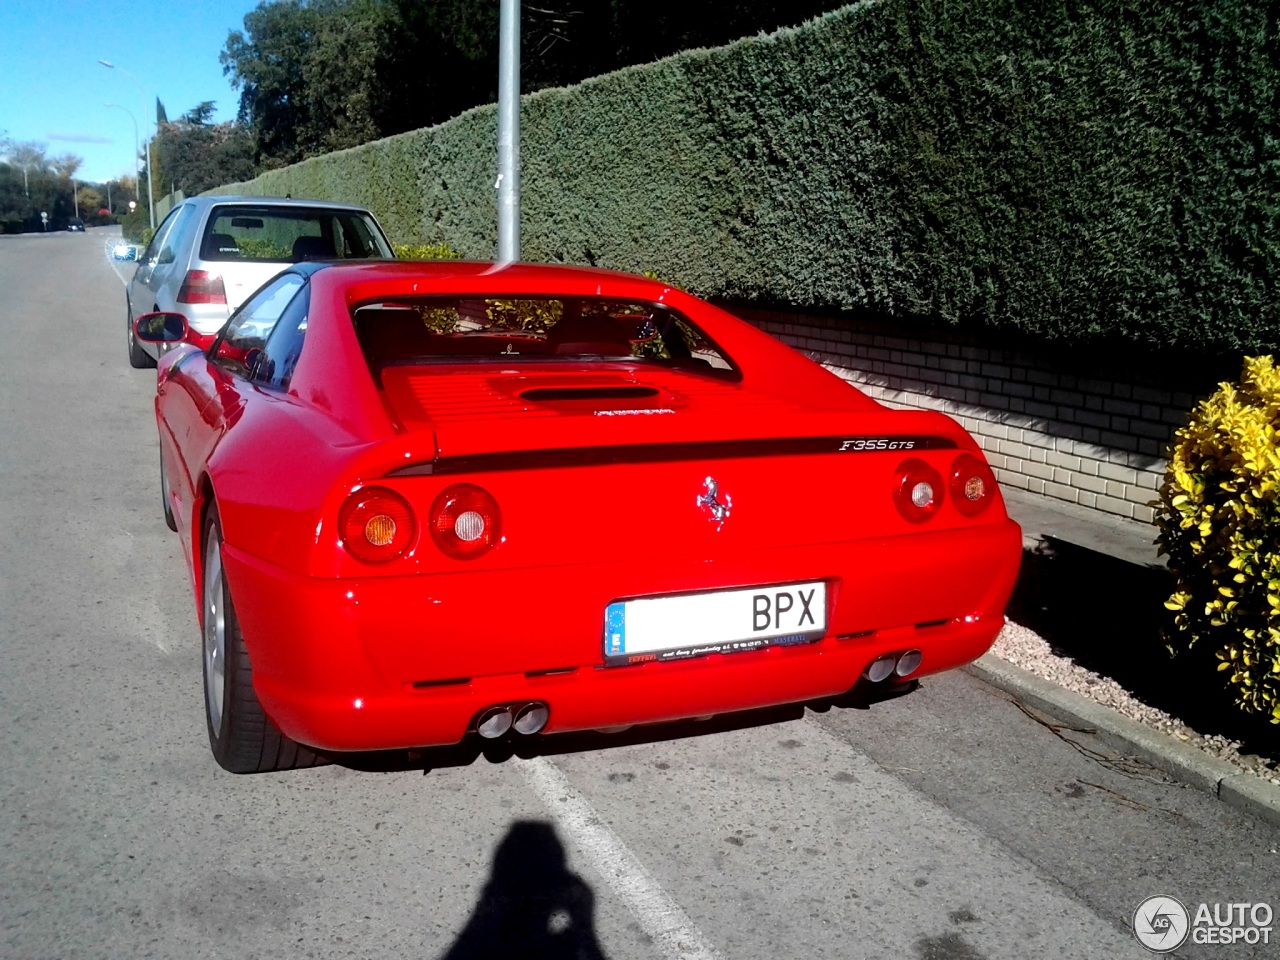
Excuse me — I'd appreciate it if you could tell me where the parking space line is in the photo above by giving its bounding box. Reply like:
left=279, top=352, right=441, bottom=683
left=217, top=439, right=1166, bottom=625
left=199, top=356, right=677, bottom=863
left=517, top=756, right=725, bottom=960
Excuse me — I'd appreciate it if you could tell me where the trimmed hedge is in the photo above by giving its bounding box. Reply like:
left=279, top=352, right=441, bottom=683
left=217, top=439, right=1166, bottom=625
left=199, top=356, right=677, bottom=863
left=210, top=0, right=1280, bottom=352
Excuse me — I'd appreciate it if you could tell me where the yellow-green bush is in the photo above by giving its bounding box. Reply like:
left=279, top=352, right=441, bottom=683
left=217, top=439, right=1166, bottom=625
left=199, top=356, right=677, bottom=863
left=1156, top=356, right=1280, bottom=723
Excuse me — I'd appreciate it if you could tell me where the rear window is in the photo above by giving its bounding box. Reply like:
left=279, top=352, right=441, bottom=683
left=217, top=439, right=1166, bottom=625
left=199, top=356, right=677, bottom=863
left=199, top=205, right=392, bottom=263
left=353, top=297, right=737, bottom=380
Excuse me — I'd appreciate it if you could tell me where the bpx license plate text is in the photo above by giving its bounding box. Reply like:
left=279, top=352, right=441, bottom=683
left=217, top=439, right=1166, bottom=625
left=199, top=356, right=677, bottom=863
left=603, top=581, right=827, bottom=664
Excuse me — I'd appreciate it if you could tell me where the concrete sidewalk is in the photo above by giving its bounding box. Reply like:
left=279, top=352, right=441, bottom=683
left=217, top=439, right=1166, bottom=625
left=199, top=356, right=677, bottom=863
left=987, top=486, right=1280, bottom=829
left=1001, top=486, right=1161, bottom=568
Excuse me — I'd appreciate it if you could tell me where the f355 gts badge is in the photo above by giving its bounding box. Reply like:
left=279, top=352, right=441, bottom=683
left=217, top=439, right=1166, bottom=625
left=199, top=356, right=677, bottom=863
left=697, top=476, right=731, bottom=528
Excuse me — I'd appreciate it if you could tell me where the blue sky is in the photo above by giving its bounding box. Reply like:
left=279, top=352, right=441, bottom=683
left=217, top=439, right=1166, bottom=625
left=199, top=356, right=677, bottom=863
left=0, top=0, right=262, bottom=183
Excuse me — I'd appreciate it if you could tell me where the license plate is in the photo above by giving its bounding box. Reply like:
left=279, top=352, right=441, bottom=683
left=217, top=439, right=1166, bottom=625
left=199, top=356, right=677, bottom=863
left=602, top=581, right=827, bottom=666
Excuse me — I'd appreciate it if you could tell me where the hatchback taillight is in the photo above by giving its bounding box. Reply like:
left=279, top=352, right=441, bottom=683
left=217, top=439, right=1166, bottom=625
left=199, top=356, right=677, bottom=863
left=949, top=453, right=997, bottom=517
left=429, top=484, right=501, bottom=559
left=339, top=487, right=415, bottom=563
left=177, top=270, right=227, bottom=305
left=893, top=458, right=944, bottom=523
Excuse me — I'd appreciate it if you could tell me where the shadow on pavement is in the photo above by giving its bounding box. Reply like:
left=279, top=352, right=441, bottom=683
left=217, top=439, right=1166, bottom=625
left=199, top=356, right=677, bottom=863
left=1006, top=538, right=1278, bottom=762
left=437, top=820, right=609, bottom=960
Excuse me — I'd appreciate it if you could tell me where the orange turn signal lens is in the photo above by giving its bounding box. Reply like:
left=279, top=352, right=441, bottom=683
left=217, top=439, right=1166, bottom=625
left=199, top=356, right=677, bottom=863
left=339, top=487, right=415, bottom=563
left=949, top=453, right=997, bottom=517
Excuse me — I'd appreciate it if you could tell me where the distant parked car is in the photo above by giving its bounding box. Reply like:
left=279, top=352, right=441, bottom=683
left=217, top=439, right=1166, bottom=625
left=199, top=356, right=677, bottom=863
left=67, top=218, right=86, bottom=232
left=124, top=195, right=394, bottom=368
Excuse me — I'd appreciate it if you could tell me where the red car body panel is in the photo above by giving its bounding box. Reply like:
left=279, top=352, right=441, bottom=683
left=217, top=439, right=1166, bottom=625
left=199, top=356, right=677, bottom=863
left=152, top=260, right=1022, bottom=752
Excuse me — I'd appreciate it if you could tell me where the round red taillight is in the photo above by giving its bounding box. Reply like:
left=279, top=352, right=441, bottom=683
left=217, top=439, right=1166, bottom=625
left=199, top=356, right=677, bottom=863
left=429, top=484, right=501, bottom=560
left=949, top=453, right=997, bottom=517
left=339, top=487, right=415, bottom=563
left=893, top=458, right=944, bottom=523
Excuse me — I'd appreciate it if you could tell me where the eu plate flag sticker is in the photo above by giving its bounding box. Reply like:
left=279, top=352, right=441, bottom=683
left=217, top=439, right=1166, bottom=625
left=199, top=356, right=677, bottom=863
left=605, top=603, right=626, bottom=655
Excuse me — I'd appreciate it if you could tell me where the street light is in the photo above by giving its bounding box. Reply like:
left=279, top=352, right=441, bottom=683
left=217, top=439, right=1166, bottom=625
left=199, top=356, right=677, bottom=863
left=104, top=101, right=140, bottom=208
left=98, top=59, right=155, bottom=229
left=496, top=0, right=521, bottom=263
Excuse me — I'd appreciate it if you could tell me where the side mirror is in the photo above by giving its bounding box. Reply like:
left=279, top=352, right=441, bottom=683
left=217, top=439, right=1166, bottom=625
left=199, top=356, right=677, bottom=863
left=134, top=311, right=189, bottom=344
left=111, top=243, right=139, bottom=261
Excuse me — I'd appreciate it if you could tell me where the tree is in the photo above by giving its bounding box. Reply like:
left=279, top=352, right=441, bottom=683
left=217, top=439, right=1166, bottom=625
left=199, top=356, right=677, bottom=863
left=77, top=186, right=104, bottom=222
left=154, top=103, right=257, bottom=196
left=373, top=0, right=500, bottom=139
left=8, top=140, right=51, bottom=179
left=0, top=154, right=80, bottom=231
left=51, top=154, right=83, bottom=180
left=183, top=101, right=218, bottom=125
left=0, top=140, right=57, bottom=231
left=222, top=0, right=334, bottom=165
left=222, top=0, right=853, bottom=168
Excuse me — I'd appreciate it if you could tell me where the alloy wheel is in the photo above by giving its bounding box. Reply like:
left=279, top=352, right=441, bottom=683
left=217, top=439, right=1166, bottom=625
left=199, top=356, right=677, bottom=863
left=203, top=533, right=226, bottom=734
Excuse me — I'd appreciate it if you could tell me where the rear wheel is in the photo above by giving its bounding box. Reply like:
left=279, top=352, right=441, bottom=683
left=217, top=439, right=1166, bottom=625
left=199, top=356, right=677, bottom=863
left=127, top=297, right=155, bottom=369
left=202, top=506, right=321, bottom=773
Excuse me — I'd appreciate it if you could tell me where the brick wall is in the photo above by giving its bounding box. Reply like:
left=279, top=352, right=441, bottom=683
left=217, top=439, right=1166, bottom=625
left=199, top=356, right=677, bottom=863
left=732, top=306, right=1231, bottom=524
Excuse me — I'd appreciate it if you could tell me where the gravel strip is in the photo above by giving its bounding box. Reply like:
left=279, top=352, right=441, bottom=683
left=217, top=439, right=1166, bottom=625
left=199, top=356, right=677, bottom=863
left=992, top=619, right=1280, bottom=786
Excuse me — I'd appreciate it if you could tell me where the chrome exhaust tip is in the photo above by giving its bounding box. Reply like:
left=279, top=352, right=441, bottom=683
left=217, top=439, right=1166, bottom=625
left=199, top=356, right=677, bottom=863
left=476, top=706, right=514, bottom=739
left=512, top=702, right=550, bottom=735
left=863, top=654, right=898, bottom=683
left=895, top=649, right=923, bottom=677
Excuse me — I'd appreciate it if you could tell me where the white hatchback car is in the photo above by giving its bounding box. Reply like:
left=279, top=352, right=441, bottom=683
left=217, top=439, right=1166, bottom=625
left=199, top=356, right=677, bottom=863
left=125, top=195, right=394, bottom=367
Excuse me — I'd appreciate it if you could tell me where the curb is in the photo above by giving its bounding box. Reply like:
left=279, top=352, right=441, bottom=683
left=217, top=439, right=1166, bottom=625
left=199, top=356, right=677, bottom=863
left=963, top=654, right=1280, bottom=830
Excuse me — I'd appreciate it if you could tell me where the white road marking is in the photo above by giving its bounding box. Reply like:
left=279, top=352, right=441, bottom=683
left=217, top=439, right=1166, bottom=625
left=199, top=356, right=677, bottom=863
left=516, top=755, right=725, bottom=960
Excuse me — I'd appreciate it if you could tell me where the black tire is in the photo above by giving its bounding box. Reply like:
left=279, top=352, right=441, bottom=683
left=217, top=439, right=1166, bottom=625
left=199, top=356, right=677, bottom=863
left=202, top=506, right=322, bottom=773
left=160, top=451, right=178, bottom=532
left=127, top=297, right=156, bottom=369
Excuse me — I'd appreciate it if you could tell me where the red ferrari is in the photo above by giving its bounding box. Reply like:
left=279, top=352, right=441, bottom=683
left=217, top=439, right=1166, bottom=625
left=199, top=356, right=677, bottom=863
left=134, top=260, right=1021, bottom=773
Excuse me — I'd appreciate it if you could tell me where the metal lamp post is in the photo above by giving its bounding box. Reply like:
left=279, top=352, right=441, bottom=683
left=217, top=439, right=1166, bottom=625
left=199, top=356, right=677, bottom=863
left=496, top=0, right=521, bottom=264
left=104, top=101, right=140, bottom=215
left=98, top=59, right=155, bottom=230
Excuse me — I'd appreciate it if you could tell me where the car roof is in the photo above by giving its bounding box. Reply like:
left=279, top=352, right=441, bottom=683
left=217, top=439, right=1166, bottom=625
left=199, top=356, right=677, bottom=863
left=180, top=195, right=377, bottom=213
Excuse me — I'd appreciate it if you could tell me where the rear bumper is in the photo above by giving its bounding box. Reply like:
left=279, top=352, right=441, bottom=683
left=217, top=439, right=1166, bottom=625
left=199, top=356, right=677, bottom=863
left=222, top=518, right=1022, bottom=751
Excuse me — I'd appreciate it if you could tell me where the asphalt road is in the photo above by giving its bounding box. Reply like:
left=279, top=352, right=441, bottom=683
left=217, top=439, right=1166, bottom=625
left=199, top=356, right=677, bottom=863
left=1, top=230, right=1276, bottom=960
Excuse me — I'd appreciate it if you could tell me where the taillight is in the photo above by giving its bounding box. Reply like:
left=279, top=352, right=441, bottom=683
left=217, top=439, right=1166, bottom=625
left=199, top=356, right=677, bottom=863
left=177, top=270, right=227, bottom=305
left=893, top=458, right=944, bottom=523
left=429, top=484, right=501, bottom=559
left=339, top=487, right=415, bottom=563
left=949, top=453, right=997, bottom=517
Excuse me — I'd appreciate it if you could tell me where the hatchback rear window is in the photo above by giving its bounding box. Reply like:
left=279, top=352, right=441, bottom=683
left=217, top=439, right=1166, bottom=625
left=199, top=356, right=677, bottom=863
left=353, top=297, right=738, bottom=380
left=199, top=205, right=392, bottom=262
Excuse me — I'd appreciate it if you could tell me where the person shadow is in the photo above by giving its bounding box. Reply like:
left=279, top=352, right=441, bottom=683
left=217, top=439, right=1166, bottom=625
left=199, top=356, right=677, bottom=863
left=438, top=820, right=610, bottom=960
